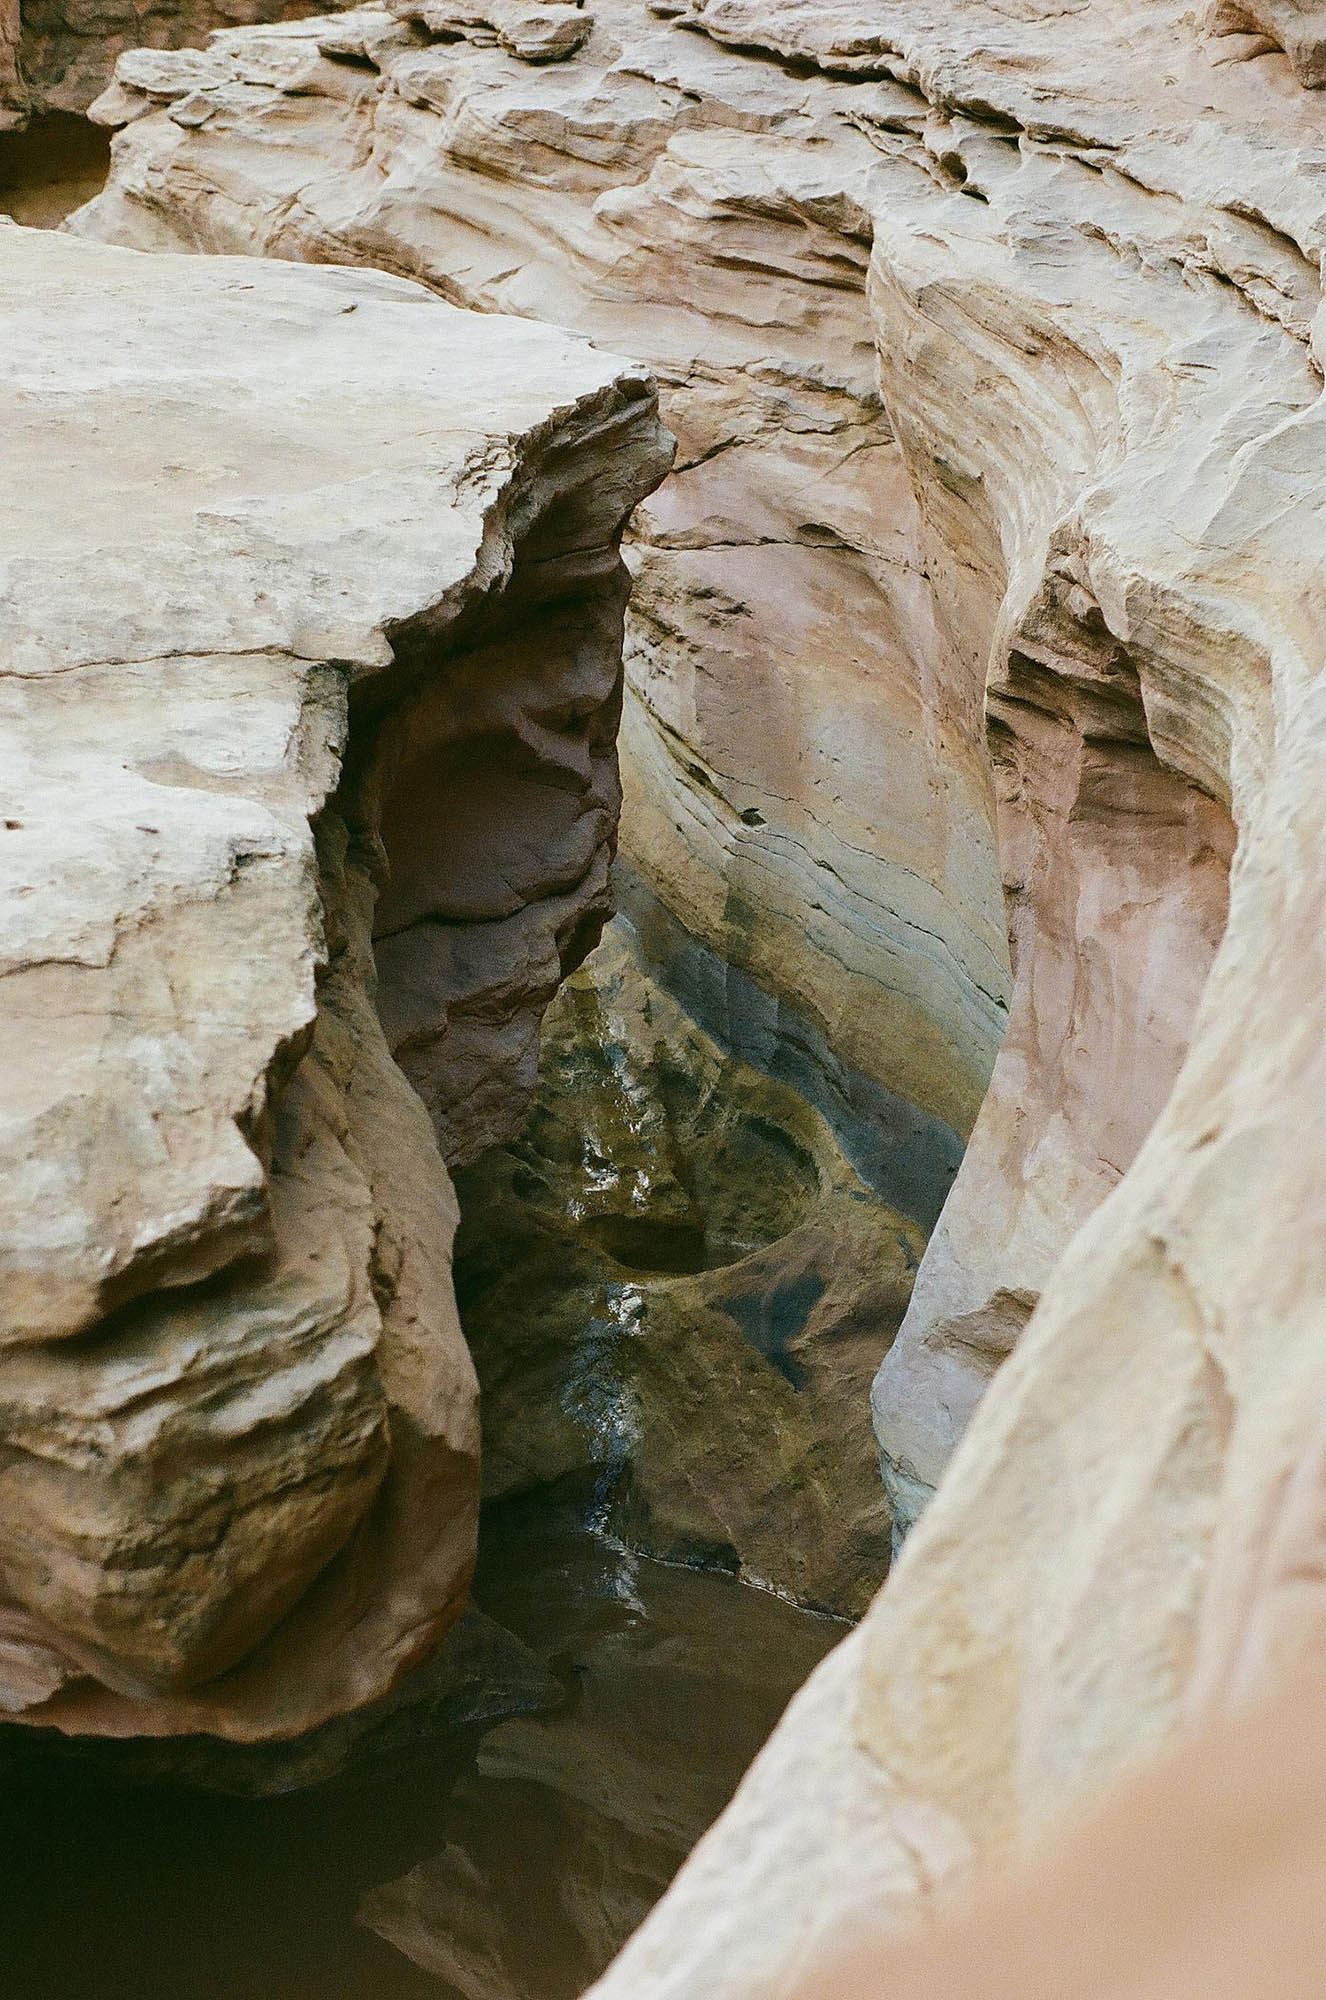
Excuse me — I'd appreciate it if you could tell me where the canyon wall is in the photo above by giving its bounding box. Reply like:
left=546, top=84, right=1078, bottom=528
left=37, top=0, right=1326, bottom=1985
left=451, top=913, right=924, bottom=1618
left=0, top=0, right=358, bottom=129
left=0, top=223, right=668, bottom=1745
left=579, top=2, right=1326, bottom=1990
left=72, top=0, right=1015, bottom=1234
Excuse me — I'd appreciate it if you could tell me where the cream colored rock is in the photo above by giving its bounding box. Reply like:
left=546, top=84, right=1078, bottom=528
left=0, top=224, right=668, bottom=1742
left=57, top=0, right=1326, bottom=1981
left=386, top=0, right=594, bottom=64
left=71, top=0, right=1014, bottom=1230
left=1205, top=0, right=1326, bottom=84
left=582, top=0, right=1326, bottom=1991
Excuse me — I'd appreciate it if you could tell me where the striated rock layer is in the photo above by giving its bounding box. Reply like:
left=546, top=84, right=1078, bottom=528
left=578, top=0, right=1326, bottom=1990
left=71, top=0, right=1015, bottom=1227
left=56, top=0, right=1326, bottom=1981
left=0, top=224, right=668, bottom=1744
left=0, top=0, right=358, bottom=132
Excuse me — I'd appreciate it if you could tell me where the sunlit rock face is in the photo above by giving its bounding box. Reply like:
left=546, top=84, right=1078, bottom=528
left=70, top=0, right=1015, bottom=1229
left=0, top=225, right=668, bottom=1744
left=874, top=586, right=1237, bottom=1539
left=453, top=915, right=925, bottom=1618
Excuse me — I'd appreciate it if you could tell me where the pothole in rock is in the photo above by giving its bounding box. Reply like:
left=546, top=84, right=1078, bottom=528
left=0, top=114, right=111, bottom=228
left=452, top=915, right=927, bottom=1620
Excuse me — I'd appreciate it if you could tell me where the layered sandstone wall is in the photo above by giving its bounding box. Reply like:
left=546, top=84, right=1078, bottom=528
left=71, top=0, right=1015, bottom=1230
left=0, top=224, right=668, bottom=1744
left=580, top=2, right=1326, bottom=1989
left=38, top=0, right=1326, bottom=1983
left=0, top=0, right=358, bottom=129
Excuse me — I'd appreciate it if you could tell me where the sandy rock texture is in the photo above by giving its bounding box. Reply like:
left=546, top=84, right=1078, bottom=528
left=0, top=0, right=355, bottom=130
left=789, top=1665, right=1326, bottom=2000
left=71, top=0, right=1015, bottom=1232
left=0, top=224, right=667, bottom=1744
left=576, top=0, right=1326, bottom=1988
left=53, top=0, right=1326, bottom=1982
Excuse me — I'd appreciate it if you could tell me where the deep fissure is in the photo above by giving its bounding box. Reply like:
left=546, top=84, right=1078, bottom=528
left=1, top=0, right=1305, bottom=1986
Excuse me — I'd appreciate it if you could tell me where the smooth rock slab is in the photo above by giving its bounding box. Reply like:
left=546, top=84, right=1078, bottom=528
left=0, top=224, right=668, bottom=1741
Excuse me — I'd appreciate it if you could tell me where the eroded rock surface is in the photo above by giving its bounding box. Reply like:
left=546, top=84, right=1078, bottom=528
left=0, top=0, right=357, bottom=131
left=453, top=914, right=923, bottom=1617
left=576, top=0, right=1326, bottom=1990
left=0, top=224, right=668, bottom=1744
left=72, top=0, right=1015, bottom=1226
left=47, top=0, right=1326, bottom=1985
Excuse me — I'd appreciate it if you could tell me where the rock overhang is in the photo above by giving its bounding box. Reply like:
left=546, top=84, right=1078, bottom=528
left=0, top=222, right=671, bottom=1739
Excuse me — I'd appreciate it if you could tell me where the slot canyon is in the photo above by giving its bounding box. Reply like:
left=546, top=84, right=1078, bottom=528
left=4, top=0, right=1326, bottom=1994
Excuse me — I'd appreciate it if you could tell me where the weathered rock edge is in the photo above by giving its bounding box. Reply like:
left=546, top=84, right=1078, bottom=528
left=0, top=224, right=670, bottom=1743
left=576, top=0, right=1326, bottom=1991
left=71, top=0, right=1018, bottom=1212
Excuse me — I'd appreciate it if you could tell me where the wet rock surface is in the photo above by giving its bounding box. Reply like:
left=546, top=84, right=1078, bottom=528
left=453, top=916, right=924, bottom=1617
left=0, top=1499, right=839, bottom=2000
left=360, top=1499, right=843, bottom=2000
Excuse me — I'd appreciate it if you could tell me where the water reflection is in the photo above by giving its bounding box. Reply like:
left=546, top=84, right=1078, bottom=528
left=0, top=1494, right=842, bottom=2000
left=363, top=1494, right=844, bottom=1999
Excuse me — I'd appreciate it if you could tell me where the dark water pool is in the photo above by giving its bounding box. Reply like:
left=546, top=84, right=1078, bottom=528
left=0, top=1497, right=842, bottom=2000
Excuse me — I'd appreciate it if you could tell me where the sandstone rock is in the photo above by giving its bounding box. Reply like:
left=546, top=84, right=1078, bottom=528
left=0, top=1606, right=562, bottom=1794
left=53, top=0, right=1326, bottom=1982
left=790, top=1668, right=1326, bottom=2000
left=385, top=0, right=593, bottom=64
left=0, top=0, right=20, bottom=129
left=452, top=914, right=924, bottom=1616
left=72, top=0, right=1015, bottom=1229
left=576, top=0, right=1326, bottom=1989
left=0, top=224, right=668, bottom=1743
left=1205, top=0, right=1326, bottom=84
left=1, top=0, right=360, bottom=128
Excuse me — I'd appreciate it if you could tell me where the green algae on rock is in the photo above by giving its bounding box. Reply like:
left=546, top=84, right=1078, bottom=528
left=453, top=917, right=925, bottom=1619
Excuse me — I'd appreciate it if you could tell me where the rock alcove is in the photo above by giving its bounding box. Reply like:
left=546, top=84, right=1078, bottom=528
left=0, top=112, right=109, bottom=225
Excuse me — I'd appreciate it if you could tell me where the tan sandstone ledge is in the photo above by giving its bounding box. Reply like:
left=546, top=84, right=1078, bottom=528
left=71, top=0, right=1018, bottom=1224
left=0, top=223, right=669, bottom=1744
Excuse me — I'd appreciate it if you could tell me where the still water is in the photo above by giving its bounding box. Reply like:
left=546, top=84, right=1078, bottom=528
left=0, top=1496, right=842, bottom=2000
